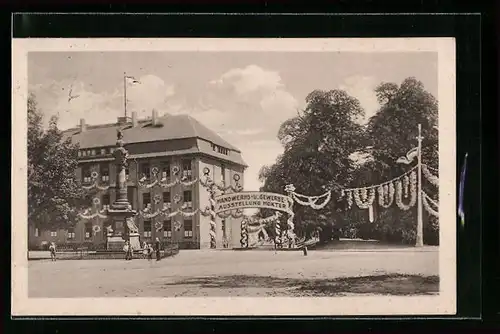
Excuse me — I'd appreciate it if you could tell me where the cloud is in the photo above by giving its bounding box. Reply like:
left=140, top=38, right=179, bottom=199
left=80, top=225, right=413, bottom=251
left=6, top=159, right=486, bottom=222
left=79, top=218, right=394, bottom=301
left=233, top=128, right=264, bottom=136
left=31, top=65, right=295, bottom=199
left=127, top=74, right=175, bottom=113
left=211, top=64, right=284, bottom=95
left=339, top=75, right=380, bottom=124
left=30, top=74, right=174, bottom=129
left=198, top=65, right=298, bottom=132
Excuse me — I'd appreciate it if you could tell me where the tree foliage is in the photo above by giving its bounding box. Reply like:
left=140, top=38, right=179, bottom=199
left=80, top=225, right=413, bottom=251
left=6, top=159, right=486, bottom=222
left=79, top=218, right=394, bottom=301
left=28, top=93, right=93, bottom=229
left=362, top=77, right=439, bottom=244
left=259, top=89, right=366, bottom=239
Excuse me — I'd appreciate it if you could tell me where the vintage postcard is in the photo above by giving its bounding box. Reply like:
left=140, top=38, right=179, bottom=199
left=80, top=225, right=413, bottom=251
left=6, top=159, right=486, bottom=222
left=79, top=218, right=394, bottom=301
left=12, top=38, right=456, bottom=316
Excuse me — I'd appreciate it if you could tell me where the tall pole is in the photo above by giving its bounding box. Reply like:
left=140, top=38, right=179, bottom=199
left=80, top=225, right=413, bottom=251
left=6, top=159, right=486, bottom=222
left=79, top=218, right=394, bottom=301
left=123, top=72, right=127, bottom=119
left=416, top=123, right=424, bottom=247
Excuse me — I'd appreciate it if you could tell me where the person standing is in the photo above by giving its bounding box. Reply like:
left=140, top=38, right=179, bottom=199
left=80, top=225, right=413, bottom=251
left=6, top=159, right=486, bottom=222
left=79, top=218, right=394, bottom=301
left=124, top=241, right=132, bottom=260
left=155, top=237, right=161, bottom=261
left=49, top=242, right=57, bottom=261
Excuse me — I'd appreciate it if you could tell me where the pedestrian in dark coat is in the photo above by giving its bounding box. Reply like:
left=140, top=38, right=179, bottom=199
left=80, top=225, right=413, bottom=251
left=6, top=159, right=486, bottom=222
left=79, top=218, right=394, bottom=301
left=155, top=237, right=161, bottom=261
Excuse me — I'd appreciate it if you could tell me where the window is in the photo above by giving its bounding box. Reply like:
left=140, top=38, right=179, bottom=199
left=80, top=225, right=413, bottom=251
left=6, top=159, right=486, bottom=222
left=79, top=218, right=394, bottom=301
left=163, top=220, right=172, bottom=238
left=221, top=164, right=226, bottom=183
left=125, top=166, right=129, bottom=180
left=50, top=231, right=57, bottom=237
left=102, top=193, right=110, bottom=210
left=85, top=223, right=92, bottom=239
left=183, top=190, right=192, bottom=208
left=67, top=228, right=75, bottom=239
left=143, top=221, right=152, bottom=238
left=100, top=148, right=106, bottom=155
left=142, top=192, right=151, bottom=209
left=184, top=220, right=193, bottom=238
left=162, top=191, right=171, bottom=210
left=216, top=146, right=229, bottom=155
left=78, top=151, right=82, bottom=157
left=212, top=143, right=217, bottom=151
left=182, top=160, right=192, bottom=180
left=82, top=165, right=92, bottom=183
left=34, top=228, right=39, bottom=237
left=100, top=163, right=110, bottom=182
left=91, top=149, right=96, bottom=156
left=140, top=163, right=151, bottom=179
left=161, top=162, right=171, bottom=179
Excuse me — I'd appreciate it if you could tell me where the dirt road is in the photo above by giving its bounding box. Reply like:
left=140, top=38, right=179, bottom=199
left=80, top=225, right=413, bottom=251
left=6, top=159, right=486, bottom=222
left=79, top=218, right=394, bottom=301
left=28, top=249, right=439, bottom=298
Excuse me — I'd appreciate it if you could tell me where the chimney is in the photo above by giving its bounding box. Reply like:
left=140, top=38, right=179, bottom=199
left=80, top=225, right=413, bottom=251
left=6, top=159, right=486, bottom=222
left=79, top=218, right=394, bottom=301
left=152, top=109, right=158, bottom=126
left=79, top=118, right=87, bottom=132
left=132, top=111, right=138, bottom=127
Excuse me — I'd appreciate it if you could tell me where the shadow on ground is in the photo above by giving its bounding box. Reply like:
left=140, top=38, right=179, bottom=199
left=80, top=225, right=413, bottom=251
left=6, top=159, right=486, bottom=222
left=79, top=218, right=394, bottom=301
left=164, top=274, right=439, bottom=296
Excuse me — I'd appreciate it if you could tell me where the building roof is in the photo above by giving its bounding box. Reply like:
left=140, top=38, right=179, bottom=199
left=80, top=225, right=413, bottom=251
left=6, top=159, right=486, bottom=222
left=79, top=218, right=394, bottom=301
left=66, top=114, right=239, bottom=151
left=65, top=113, right=247, bottom=167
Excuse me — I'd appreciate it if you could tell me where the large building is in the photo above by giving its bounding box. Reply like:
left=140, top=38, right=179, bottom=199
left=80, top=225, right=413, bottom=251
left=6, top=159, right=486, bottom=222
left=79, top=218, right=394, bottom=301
left=28, top=110, right=247, bottom=250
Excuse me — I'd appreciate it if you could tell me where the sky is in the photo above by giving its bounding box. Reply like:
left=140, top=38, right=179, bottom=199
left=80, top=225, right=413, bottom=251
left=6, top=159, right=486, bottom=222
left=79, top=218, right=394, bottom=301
left=28, top=51, right=437, bottom=192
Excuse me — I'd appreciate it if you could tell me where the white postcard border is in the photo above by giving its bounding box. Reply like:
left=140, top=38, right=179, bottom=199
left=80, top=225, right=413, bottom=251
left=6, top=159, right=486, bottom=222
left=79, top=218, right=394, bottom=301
left=12, top=38, right=456, bottom=316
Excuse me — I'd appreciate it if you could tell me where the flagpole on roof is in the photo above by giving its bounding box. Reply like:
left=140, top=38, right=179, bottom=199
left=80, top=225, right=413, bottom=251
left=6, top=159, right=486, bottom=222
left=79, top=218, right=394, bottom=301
left=123, top=72, right=127, bottom=119
left=416, top=123, right=424, bottom=247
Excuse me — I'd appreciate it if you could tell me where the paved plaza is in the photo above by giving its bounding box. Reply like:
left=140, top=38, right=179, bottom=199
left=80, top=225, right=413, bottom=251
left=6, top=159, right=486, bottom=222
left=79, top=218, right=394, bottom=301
left=29, top=248, right=439, bottom=298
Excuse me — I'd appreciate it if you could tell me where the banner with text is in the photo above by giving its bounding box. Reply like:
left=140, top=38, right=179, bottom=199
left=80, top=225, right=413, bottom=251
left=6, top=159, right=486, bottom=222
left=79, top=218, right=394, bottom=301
left=214, top=192, right=292, bottom=214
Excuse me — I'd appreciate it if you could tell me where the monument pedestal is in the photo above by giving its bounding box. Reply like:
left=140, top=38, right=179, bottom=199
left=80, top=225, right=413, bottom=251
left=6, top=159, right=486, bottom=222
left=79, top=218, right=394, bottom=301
left=106, top=208, right=137, bottom=251
left=128, top=233, right=141, bottom=251
left=107, top=234, right=126, bottom=251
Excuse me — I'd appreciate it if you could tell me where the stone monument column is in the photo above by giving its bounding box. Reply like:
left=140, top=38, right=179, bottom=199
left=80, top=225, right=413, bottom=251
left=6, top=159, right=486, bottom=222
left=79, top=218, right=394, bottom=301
left=106, top=128, right=139, bottom=251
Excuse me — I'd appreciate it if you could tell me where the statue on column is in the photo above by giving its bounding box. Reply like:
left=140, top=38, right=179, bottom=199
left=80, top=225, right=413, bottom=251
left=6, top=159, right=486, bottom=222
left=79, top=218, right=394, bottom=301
left=126, top=216, right=139, bottom=234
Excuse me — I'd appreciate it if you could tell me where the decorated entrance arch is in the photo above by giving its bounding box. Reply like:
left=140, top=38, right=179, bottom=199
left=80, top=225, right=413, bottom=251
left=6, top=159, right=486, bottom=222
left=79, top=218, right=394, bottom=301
left=199, top=167, right=296, bottom=249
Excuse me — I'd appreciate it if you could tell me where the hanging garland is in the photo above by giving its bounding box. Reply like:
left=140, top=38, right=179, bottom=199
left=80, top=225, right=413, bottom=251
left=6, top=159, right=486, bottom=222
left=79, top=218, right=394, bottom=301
left=173, top=220, right=182, bottom=231
left=395, top=171, right=417, bottom=210
left=217, top=209, right=245, bottom=219
left=377, top=183, right=395, bottom=208
left=422, top=191, right=439, bottom=217
left=138, top=176, right=200, bottom=190
left=403, top=175, right=410, bottom=198
left=206, top=179, right=217, bottom=249
left=368, top=205, right=374, bottom=223
left=138, top=208, right=200, bottom=219
left=155, top=221, right=163, bottom=232
left=78, top=212, right=108, bottom=220
left=353, top=188, right=376, bottom=209
left=240, top=219, right=248, bottom=248
left=291, top=190, right=331, bottom=210
left=346, top=191, right=353, bottom=209
left=422, top=164, right=439, bottom=187
left=153, top=194, right=161, bottom=205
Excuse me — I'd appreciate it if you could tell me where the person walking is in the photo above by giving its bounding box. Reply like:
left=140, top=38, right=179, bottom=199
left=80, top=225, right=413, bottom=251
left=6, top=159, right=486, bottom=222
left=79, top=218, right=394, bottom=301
left=142, top=241, right=148, bottom=259
left=49, top=242, right=57, bottom=262
left=147, top=243, right=153, bottom=261
left=154, top=237, right=161, bottom=261
left=124, top=241, right=133, bottom=260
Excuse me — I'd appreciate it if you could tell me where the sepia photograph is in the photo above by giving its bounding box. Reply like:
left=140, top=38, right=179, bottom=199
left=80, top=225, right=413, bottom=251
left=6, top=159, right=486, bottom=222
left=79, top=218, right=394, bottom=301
left=12, top=38, right=456, bottom=316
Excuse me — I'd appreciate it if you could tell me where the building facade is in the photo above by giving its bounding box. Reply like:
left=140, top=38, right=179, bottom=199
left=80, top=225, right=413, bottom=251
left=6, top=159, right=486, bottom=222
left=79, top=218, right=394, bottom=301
left=28, top=111, right=247, bottom=250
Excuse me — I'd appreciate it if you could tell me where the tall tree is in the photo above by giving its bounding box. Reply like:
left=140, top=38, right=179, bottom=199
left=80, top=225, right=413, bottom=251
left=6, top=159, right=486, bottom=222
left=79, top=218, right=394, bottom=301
left=360, top=77, right=439, bottom=245
left=28, top=93, right=91, bottom=229
left=259, top=89, right=366, bottom=238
